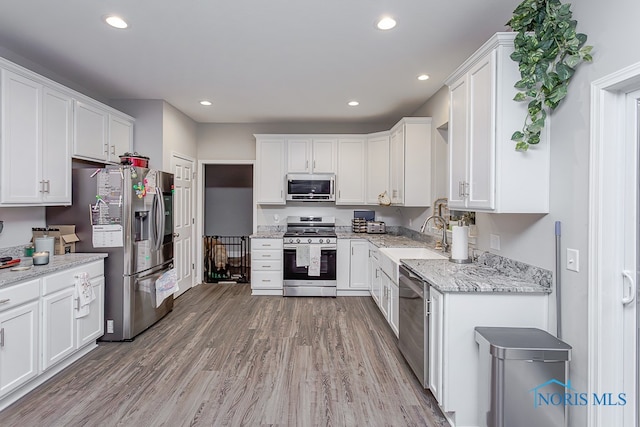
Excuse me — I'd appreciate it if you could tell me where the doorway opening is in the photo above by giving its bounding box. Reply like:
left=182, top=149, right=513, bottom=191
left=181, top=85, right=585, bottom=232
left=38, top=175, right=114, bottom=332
left=202, top=164, right=254, bottom=283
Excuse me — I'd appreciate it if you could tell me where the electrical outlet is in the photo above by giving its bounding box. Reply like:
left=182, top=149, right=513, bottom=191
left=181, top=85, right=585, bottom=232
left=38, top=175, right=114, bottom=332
left=490, top=234, right=501, bottom=251
left=566, top=248, right=579, bottom=272
left=107, top=320, right=114, bottom=334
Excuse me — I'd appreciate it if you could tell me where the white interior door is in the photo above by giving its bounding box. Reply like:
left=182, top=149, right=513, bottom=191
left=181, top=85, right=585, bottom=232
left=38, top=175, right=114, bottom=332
left=171, top=153, right=196, bottom=297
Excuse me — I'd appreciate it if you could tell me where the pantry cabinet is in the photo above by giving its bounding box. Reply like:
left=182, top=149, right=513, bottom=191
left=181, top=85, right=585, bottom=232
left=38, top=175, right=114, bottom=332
left=0, top=69, right=72, bottom=205
left=446, top=32, right=550, bottom=213
left=389, top=117, right=432, bottom=207
left=255, top=136, right=286, bottom=204
left=287, top=138, right=336, bottom=174
left=336, top=138, right=366, bottom=204
left=365, top=133, right=390, bottom=205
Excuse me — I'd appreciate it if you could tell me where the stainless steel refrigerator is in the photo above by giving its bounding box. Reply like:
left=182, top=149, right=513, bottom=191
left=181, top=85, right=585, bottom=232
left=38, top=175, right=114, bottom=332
left=47, top=166, right=175, bottom=341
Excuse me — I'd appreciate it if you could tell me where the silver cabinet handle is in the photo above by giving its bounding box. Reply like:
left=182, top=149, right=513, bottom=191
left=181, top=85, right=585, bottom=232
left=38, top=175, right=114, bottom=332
left=104, top=143, right=109, bottom=154
left=425, top=299, right=432, bottom=315
left=464, top=182, right=470, bottom=197
left=263, top=279, right=271, bottom=283
left=313, top=160, right=316, bottom=169
left=458, top=181, right=464, bottom=198
left=39, top=180, right=45, bottom=193
left=75, top=297, right=80, bottom=311
left=0, top=327, right=4, bottom=347
left=263, top=254, right=272, bottom=257
left=0, top=299, right=10, bottom=304
left=263, top=265, right=271, bottom=268
left=45, top=180, right=50, bottom=193
left=111, top=145, right=116, bottom=155
left=305, top=160, right=309, bottom=170
left=263, top=244, right=272, bottom=247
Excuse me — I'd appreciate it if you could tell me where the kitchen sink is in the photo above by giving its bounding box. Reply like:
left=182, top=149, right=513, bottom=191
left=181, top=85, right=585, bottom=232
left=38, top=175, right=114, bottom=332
left=378, top=247, right=446, bottom=283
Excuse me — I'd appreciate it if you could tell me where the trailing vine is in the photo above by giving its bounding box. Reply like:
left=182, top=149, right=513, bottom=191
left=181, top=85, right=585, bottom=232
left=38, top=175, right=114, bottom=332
left=507, top=0, right=593, bottom=151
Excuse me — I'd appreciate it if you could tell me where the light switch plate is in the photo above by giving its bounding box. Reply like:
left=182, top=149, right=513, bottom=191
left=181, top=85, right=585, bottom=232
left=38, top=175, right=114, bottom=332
left=567, top=248, right=579, bottom=272
left=490, top=234, right=501, bottom=251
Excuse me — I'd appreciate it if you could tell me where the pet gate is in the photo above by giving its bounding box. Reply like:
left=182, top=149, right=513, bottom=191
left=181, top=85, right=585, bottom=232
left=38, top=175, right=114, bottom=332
left=204, top=236, right=250, bottom=283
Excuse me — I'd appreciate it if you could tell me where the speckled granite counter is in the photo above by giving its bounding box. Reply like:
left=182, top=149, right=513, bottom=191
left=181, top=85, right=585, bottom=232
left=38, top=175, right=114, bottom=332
left=401, top=253, right=551, bottom=294
left=0, top=253, right=108, bottom=288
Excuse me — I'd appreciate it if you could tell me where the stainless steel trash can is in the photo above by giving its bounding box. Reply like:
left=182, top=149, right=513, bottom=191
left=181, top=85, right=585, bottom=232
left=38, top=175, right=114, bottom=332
left=475, top=327, right=572, bottom=427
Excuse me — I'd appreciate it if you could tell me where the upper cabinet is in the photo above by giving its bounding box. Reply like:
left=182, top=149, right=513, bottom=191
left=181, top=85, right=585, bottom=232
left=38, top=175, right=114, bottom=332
left=287, top=138, right=336, bottom=174
left=73, top=101, right=133, bottom=164
left=389, top=117, right=432, bottom=207
left=336, top=138, right=366, bottom=204
left=365, top=133, right=390, bottom=205
left=445, top=32, right=550, bottom=213
left=0, top=68, right=72, bottom=206
left=255, top=136, right=286, bottom=204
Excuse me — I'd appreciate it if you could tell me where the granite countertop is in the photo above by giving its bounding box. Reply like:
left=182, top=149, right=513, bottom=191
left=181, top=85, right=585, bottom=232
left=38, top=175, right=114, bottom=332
left=0, top=253, right=108, bottom=288
left=250, top=231, right=285, bottom=239
left=401, top=258, right=551, bottom=294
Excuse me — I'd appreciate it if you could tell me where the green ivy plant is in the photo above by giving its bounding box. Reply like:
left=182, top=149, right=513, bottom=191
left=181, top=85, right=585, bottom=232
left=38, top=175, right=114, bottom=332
left=507, top=0, right=593, bottom=151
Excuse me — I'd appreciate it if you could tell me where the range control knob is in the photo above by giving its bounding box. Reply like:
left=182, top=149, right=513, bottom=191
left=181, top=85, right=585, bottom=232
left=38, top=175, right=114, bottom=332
left=296, top=239, right=300, bottom=243
left=308, top=238, right=312, bottom=243
left=319, top=239, right=324, bottom=243
left=325, top=238, right=331, bottom=244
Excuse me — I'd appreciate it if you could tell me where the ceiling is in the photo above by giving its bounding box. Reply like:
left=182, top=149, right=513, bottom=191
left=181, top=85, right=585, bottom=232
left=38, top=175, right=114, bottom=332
left=0, top=0, right=521, bottom=124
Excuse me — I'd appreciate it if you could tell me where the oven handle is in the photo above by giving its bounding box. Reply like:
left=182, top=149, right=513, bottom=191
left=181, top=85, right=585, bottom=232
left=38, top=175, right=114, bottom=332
left=284, top=245, right=337, bottom=251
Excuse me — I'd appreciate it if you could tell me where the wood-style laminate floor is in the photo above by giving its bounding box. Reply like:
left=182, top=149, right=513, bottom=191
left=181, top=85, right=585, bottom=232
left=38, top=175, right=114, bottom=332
left=2, top=284, right=450, bottom=427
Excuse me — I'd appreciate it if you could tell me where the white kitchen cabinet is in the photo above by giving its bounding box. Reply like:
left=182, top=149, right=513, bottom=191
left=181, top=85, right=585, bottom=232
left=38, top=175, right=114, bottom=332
left=349, top=240, right=369, bottom=289
left=250, top=238, right=283, bottom=295
left=41, top=287, right=76, bottom=371
left=0, top=69, right=72, bottom=205
left=380, top=272, right=391, bottom=321
left=366, top=133, right=390, bottom=205
left=255, top=136, right=286, bottom=204
left=427, top=287, right=548, bottom=425
left=336, top=138, right=366, bottom=204
left=287, top=138, right=336, bottom=174
left=445, top=32, right=550, bottom=213
left=73, top=100, right=109, bottom=162
left=0, top=279, right=39, bottom=399
left=369, top=244, right=382, bottom=305
left=77, top=276, right=104, bottom=348
left=108, top=114, right=133, bottom=162
left=389, top=117, right=432, bottom=207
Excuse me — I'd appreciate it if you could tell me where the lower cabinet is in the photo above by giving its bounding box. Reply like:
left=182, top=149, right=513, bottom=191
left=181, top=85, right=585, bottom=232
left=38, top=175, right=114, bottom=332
left=369, top=244, right=382, bottom=305
left=337, top=239, right=370, bottom=295
left=0, top=279, right=39, bottom=398
left=250, top=238, right=283, bottom=295
left=0, top=259, right=105, bottom=409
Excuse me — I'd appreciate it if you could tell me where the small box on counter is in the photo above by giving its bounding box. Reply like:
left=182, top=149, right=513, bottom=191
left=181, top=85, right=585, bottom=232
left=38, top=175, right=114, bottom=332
left=32, top=225, right=79, bottom=255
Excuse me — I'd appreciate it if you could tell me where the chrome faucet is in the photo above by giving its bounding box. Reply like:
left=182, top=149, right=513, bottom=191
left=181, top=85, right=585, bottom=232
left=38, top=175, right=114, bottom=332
left=420, top=215, right=449, bottom=252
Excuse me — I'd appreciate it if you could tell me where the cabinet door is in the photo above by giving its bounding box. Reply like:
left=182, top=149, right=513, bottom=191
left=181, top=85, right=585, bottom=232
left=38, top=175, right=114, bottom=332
left=389, top=280, right=399, bottom=337
left=467, top=51, right=496, bottom=210
left=380, top=273, right=391, bottom=320
left=77, top=277, right=105, bottom=348
left=73, top=100, right=108, bottom=161
left=108, top=115, right=133, bottom=163
left=366, top=135, right=390, bottom=204
left=369, top=246, right=382, bottom=305
left=336, top=239, right=351, bottom=290
left=0, top=69, right=42, bottom=204
left=0, top=300, right=39, bottom=397
left=349, top=240, right=370, bottom=289
left=42, top=88, right=72, bottom=204
left=287, top=138, right=311, bottom=173
left=256, top=138, right=286, bottom=204
left=311, top=138, right=337, bottom=173
left=336, top=138, right=365, bottom=204
left=389, top=126, right=405, bottom=204
left=448, top=77, right=468, bottom=209
left=41, top=287, right=76, bottom=371
left=429, top=287, right=444, bottom=404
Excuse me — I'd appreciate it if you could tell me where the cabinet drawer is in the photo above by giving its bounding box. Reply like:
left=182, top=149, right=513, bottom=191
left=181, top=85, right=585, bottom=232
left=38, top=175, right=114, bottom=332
left=0, top=279, right=40, bottom=312
left=251, top=250, right=282, bottom=261
left=251, top=271, right=283, bottom=289
left=252, top=239, right=283, bottom=250
left=41, top=260, right=104, bottom=296
left=252, top=260, right=282, bottom=271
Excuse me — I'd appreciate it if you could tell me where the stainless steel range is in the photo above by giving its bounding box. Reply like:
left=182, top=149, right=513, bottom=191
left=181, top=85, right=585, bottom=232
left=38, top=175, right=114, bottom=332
left=283, top=216, right=337, bottom=297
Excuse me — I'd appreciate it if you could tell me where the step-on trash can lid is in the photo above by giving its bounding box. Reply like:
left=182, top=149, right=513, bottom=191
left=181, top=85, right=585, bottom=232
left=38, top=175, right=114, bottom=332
left=475, top=327, right=572, bottom=361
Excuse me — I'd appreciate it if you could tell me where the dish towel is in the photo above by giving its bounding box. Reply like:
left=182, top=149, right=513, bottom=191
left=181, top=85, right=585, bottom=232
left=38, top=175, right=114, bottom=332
left=308, top=245, right=321, bottom=276
left=74, top=272, right=95, bottom=319
left=296, top=244, right=310, bottom=267
left=155, top=268, right=178, bottom=308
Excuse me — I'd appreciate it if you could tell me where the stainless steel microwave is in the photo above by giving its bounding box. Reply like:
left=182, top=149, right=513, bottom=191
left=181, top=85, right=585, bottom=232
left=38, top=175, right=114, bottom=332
left=286, top=173, right=335, bottom=201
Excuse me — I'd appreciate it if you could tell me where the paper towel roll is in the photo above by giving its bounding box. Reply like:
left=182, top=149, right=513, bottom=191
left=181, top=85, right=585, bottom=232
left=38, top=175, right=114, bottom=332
left=451, top=225, right=469, bottom=260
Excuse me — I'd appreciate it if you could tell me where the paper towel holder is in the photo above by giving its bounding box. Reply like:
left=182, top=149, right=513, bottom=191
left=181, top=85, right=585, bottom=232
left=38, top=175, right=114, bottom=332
left=449, top=257, right=472, bottom=264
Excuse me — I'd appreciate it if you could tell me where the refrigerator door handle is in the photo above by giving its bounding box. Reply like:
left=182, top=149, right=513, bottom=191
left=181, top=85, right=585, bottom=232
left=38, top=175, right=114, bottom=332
left=155, top=187, right=165, bottom=251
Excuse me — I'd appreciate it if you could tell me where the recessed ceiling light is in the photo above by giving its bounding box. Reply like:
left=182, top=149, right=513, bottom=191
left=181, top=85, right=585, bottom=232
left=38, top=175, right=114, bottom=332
left=376, top=16, right=396, bottom=30
left=348, top=101, right=360, bottom=107
left=417, top=74, right=430, bottom=81
left=104, top=15, right=128, bottom=29
left=200, top=100, right=212, bottom=106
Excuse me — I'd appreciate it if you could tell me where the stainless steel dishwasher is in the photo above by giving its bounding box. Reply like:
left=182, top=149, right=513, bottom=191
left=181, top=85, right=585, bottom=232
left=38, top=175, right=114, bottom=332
left=398, top=264, right=429, bottom=388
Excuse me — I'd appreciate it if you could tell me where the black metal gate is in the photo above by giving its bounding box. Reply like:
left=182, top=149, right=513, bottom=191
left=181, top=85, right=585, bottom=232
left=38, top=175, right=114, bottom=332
left=203, top=236, right=250, bottom=283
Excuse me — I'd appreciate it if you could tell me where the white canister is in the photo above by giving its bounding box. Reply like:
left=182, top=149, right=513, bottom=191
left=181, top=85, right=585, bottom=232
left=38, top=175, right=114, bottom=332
left=35, top=236, right=55, bottom=256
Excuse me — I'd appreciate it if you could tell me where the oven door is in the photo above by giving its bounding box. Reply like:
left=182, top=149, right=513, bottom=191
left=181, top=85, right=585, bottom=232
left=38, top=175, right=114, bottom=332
left=283, top=246, right=337, bottom=285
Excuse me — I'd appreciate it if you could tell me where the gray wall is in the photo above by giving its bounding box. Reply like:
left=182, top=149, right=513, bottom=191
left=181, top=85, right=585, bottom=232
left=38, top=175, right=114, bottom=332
left=204, top=165, right=253, bottom=236
left=407, top=2, right=640, bottom=425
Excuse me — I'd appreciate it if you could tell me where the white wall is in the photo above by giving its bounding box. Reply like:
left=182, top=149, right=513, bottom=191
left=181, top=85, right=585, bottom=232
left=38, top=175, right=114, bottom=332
left=0, top=207, right=45, bottom=248
left=410, top=2, right=640, bottom=425
left=162, top=101, right=198, bottom=170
